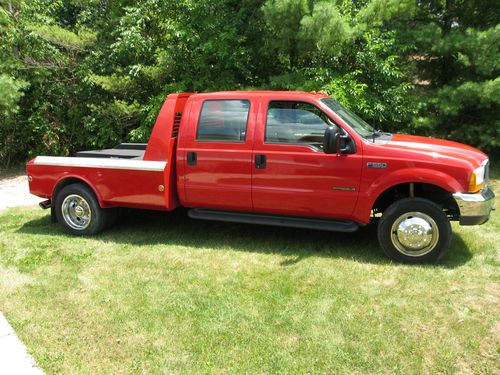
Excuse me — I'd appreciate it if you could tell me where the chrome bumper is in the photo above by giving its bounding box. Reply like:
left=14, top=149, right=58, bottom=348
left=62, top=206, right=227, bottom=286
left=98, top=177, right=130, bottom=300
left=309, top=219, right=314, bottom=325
left=452, top=187, right=495, bottom=225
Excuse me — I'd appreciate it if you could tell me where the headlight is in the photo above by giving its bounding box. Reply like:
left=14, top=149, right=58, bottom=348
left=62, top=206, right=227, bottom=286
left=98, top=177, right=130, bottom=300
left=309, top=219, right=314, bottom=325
left=468, top=165, right=485, bottom=193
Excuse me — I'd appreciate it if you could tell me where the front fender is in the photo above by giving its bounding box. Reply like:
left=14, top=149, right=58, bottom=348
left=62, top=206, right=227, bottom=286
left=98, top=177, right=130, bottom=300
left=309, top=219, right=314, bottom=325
left=352, top=168, right=463, bottom=224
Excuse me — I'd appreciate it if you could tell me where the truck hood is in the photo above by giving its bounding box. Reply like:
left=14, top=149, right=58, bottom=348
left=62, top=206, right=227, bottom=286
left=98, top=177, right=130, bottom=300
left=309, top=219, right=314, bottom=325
left=384, top=134, right=487, bottom=166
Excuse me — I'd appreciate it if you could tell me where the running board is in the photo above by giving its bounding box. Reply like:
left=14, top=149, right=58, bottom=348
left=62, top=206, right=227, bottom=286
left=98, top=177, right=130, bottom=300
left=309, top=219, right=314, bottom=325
left=188, top=209, right=359, bottom=232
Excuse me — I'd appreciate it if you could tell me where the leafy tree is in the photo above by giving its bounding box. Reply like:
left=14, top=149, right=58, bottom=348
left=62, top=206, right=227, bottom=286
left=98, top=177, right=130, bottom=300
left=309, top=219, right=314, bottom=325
left=405, top=0, right=499, bottom=151
left=263, top=0, right=418, bottom=131
left=0, top=0, right=498, bottom=167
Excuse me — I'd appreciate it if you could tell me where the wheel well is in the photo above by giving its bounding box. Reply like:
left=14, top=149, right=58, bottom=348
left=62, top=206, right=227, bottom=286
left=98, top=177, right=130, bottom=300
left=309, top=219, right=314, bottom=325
left=52, top=178, right=101, bottom=207
left=372, top=182, right=459, bottom=219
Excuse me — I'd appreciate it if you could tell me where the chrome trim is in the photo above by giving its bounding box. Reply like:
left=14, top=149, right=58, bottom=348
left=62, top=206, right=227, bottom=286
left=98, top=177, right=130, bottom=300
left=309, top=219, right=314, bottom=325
left=452, top=187, right=495, bottom=224
left=332, top=186, right=356, bottom=191
left=34, top=156, right=167, bottom=172
left=367, top=162, right=387, bottom=169
left=390, top=211, right=439, bottom=257
left=61, top=194, right=92, bottom=230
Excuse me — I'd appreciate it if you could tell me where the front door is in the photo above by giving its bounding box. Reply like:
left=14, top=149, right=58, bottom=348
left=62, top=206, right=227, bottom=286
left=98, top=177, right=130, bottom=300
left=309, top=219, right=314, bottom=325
left=181, top=97, right=256, bottom=211
left=252, top=100, right=362, bottom=219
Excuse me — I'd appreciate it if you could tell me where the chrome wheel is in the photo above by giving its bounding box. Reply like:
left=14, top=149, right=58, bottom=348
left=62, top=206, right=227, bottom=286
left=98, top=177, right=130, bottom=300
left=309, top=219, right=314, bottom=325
left=390, top=211, right=439, bottom=257
left=61, top=194, right=92, bottom=230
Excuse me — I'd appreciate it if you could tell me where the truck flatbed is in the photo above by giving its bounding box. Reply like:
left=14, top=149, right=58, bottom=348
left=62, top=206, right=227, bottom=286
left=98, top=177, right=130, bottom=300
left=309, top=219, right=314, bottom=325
left=75, top=143, right=147, bottom=159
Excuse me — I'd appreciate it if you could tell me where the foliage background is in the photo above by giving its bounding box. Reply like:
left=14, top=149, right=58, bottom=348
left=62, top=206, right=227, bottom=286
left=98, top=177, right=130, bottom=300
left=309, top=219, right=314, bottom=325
left=0, top=0, right=498, bottom=166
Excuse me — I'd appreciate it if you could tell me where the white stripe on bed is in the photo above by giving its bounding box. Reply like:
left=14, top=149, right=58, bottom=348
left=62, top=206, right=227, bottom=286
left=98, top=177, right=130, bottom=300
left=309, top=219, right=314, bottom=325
left=34, top=156, right=167, bottom=171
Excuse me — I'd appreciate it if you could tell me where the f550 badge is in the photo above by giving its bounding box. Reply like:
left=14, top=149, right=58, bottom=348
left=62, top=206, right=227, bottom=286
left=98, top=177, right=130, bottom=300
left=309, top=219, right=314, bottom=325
left=367, top=162, right=387, bottom=169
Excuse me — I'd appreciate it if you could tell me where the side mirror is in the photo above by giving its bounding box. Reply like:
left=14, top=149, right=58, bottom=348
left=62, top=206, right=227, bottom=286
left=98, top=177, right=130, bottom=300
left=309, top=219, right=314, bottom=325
left=323, top=126, right=339, bottom=154
left=323, top=126, right=354, bottom=154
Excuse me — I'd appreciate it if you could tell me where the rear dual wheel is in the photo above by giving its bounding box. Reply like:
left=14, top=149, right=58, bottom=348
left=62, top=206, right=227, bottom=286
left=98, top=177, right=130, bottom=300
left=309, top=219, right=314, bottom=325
left=55, top=183, right=116, bottom=236
left=377, top=198, right=451, bottom=263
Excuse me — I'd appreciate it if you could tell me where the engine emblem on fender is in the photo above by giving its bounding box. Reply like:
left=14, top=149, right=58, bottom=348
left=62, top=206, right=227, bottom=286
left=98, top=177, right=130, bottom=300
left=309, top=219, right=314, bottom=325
left=367, top=162, right=387, bottom=169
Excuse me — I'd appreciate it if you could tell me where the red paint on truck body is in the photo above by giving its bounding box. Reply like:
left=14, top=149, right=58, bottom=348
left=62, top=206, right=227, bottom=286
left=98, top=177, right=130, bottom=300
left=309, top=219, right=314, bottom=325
left=27, top=91, right=488, bottom=225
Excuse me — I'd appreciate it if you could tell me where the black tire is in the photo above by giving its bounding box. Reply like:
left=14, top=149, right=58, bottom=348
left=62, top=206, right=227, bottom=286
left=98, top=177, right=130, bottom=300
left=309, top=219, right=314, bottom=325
left=377, top=198, right=451, bottom=264
left=55, top=183, right=112, bottom=236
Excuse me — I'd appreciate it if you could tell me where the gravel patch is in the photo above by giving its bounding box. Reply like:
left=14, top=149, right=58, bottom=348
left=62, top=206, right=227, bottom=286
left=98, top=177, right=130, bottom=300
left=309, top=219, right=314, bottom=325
left=0, top=174, right=44, bottom=211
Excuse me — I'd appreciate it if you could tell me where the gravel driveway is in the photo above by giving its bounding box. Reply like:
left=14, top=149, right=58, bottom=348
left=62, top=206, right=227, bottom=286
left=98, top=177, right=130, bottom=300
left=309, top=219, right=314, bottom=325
left=0, top=173, right=44, bottom=211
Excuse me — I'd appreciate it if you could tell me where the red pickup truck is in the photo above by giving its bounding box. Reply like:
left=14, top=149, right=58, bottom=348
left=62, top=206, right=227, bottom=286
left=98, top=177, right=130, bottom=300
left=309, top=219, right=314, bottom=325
left=26, top=91, right=495, bottom=263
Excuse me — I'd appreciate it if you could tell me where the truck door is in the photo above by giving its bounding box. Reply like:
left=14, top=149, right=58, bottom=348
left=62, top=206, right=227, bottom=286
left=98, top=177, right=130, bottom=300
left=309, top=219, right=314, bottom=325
left=252, top=99, right=362, bottom=219
left=179, top=97, right=256, bottom=211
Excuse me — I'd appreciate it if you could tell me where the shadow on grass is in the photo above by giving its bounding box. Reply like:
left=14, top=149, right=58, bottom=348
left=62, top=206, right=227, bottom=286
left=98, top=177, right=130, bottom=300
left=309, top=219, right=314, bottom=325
left=17, top=208, right=472, bottom=268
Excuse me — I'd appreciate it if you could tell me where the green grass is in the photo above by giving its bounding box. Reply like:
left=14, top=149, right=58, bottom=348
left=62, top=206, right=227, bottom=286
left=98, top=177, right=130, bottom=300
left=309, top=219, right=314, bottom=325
left=0, top=178, right=499, bottom=374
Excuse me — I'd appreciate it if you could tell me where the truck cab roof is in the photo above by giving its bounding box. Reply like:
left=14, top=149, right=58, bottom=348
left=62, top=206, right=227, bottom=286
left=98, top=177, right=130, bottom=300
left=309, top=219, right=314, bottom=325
left=188, top=90, right=329, bottom=100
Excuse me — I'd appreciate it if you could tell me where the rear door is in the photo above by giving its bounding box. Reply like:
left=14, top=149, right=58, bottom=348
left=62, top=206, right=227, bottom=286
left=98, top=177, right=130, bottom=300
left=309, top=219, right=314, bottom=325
left=252, top=99, right=362, bottom=219
left=180, top=96, right=256, bottom=211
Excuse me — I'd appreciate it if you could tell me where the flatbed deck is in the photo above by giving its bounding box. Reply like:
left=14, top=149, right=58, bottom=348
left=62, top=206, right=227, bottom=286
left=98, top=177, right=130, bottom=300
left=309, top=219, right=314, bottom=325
left=75, top=143, right=147, bottom=159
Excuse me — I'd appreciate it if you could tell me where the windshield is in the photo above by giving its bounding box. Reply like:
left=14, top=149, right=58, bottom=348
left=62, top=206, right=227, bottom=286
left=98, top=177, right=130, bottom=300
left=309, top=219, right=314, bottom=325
left=320, top=98, right=375, bottom=138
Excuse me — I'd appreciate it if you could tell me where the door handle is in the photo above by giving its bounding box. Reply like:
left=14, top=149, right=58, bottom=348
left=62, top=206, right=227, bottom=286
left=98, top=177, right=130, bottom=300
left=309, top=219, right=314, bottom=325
left=255, top=154, right=266, bottom=169
left=187, top=151, right=197, bottom=166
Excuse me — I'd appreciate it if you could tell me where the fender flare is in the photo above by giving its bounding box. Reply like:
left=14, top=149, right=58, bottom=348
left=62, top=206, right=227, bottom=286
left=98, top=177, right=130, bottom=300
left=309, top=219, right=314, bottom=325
left=51, top=174, right=106, bottom=208
left=353, top=168, right=463, bottom=223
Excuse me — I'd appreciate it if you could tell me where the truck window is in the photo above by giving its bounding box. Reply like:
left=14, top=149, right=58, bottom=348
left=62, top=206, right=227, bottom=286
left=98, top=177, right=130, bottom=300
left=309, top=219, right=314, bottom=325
left=197, top=100, right=250, bottom=142
left=265, top=101, right=333, bottom=149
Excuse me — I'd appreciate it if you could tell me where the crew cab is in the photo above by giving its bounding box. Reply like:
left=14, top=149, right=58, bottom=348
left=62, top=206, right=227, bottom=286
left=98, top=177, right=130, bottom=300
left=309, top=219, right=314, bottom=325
left=26, top=91, right=495, bottom=263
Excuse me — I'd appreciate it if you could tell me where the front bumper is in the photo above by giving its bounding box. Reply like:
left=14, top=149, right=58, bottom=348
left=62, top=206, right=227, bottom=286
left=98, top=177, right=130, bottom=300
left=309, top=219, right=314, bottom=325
left=452, top=187, right=495, bottom=225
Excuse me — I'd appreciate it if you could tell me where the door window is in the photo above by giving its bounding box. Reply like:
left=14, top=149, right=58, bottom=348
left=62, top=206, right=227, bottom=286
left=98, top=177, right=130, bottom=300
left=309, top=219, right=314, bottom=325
left=197, top=100, right=250, bottom=142
left=265, top=101, right=334, bottom=149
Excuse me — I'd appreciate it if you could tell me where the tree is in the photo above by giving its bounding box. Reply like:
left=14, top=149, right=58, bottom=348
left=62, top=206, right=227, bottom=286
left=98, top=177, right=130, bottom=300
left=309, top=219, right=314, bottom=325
left=0, top=0, right=498, bottom=167
left=404, top=0, right=499, bottom=152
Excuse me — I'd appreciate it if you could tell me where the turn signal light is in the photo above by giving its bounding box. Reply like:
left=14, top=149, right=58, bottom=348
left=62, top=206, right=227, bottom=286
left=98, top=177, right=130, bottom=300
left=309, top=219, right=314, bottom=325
left=468, top=166, right=485, bottom=193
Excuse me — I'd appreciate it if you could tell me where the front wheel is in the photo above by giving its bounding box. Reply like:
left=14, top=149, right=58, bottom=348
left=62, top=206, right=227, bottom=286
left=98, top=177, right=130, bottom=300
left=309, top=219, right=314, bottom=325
left=377, top=198, right=451, bottom=263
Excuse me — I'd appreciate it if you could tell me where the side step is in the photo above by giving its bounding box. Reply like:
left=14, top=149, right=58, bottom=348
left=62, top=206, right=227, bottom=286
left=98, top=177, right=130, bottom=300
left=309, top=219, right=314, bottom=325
left=188, top=209, right=359, bottom=233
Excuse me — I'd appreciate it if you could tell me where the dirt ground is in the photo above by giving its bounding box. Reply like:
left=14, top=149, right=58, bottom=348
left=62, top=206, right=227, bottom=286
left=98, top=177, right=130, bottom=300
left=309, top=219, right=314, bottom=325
left=0, top=173, right=43, bottom=211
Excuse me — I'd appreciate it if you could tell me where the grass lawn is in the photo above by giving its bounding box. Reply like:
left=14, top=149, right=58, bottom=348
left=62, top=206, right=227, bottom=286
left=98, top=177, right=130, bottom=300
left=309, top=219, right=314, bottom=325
left=0, top=175, right=498, bottom=374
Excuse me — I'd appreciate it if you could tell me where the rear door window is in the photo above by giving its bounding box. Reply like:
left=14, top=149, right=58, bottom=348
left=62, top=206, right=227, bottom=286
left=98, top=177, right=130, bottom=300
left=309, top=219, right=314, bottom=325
left=197, top=100, right=250, bottom=142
